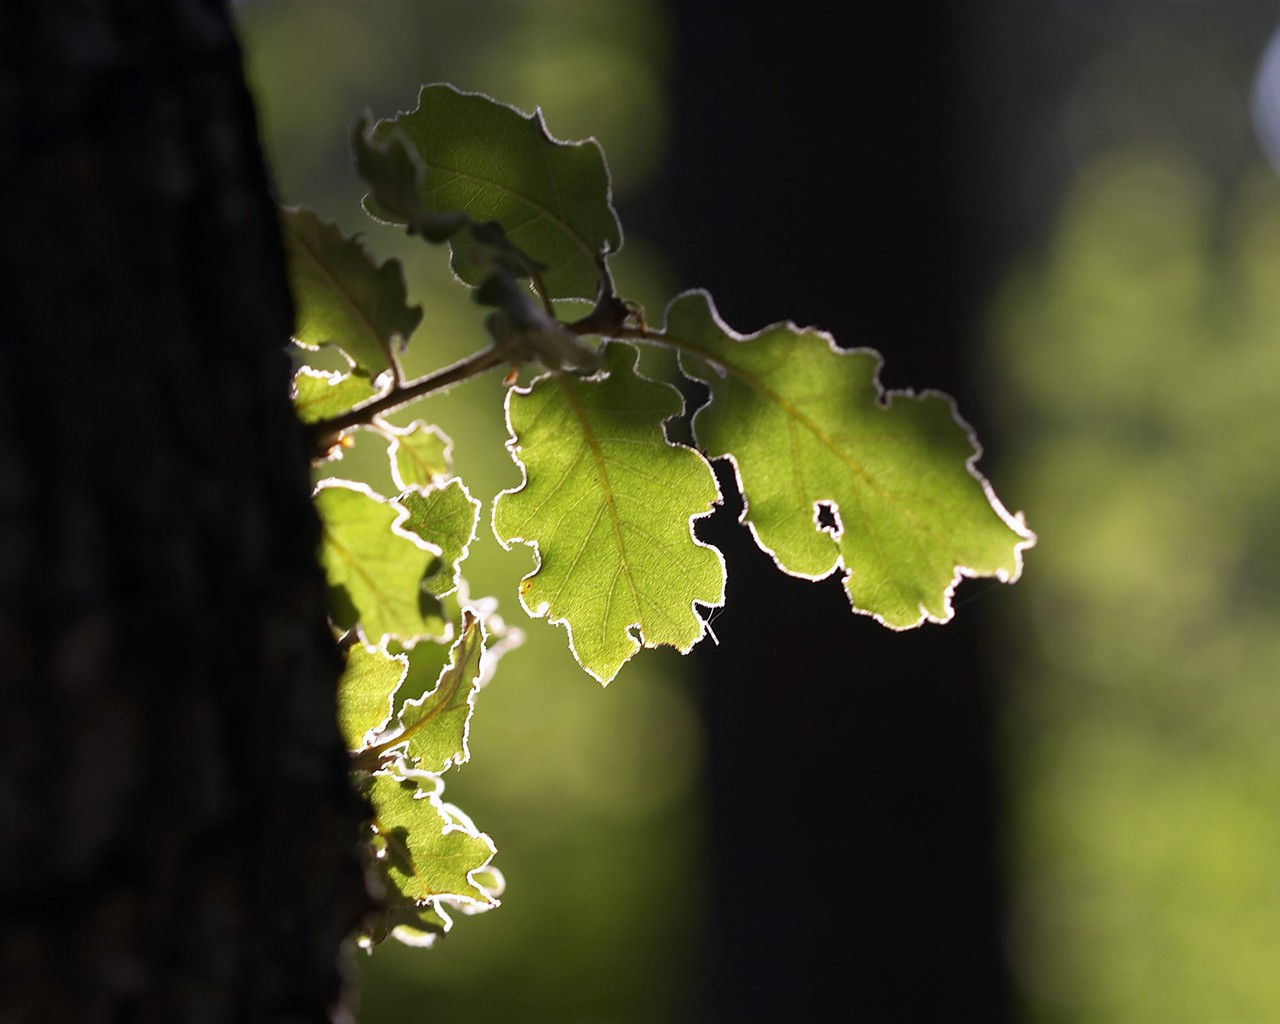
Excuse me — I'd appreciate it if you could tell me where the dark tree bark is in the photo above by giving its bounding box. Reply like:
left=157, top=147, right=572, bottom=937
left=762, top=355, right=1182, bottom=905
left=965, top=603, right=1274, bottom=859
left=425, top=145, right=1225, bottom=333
left=0, top=3, right=371, bottom=1022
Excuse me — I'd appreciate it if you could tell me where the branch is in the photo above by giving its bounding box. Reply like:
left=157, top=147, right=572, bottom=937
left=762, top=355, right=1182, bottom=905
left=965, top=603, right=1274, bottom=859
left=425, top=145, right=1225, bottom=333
left=308, top=342, right=515, bottom=458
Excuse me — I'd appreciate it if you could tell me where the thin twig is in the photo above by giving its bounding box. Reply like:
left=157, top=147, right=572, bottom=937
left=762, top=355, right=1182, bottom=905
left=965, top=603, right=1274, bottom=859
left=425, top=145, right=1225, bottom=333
left=308, top=341, right=516, bottom=457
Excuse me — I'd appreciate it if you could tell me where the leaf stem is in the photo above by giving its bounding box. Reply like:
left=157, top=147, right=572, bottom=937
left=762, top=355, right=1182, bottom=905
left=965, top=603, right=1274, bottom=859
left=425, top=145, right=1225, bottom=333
left=590, top=322, right=724, bottom=373
left=307, top=310, right=667, bottom=461
left=309, top=342, right=516, bottom=457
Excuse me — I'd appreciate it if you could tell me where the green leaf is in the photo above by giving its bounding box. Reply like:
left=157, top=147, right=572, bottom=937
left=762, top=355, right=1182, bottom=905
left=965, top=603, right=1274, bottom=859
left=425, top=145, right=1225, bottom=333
left=493, top=342, right=725, bottom=683
left=337, top=642, right=406, bottom=751
left=366, top=84, right=621, bottom=302
left=351, top=113, right=466, bottom=243
left=388, top=634, right=455, bottom=715
left=387, top=591, right=521, bottom=714
left=360, top=823, right=503, bottom=950
left=376, top=904, right=450, bottom=949
left=281, top=206, right=422, bottom=380
left=367, top=769, right=498, bottom=908
left=314, top=481, right=447, bottom=643
left=382, top=421, right=452, bottom=491
left=291, top=366, right=381, bottom=425
left=397, top=479, right=481, bottom=598
left=667, top=291, right=1036, bottom=628
left=394, top=609, right=486, bottom=773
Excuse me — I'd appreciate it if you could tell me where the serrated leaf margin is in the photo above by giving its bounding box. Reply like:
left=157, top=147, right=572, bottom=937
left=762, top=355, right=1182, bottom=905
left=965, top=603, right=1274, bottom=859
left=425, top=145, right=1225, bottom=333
left=492, top=343, right=726, bottom=683
left=669, top=289, right=1037, bottom=630
left=365, top=83, right=622, bottom=303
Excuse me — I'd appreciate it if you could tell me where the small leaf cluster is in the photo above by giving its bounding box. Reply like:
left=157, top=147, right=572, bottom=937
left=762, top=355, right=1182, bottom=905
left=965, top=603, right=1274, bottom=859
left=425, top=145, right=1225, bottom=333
left=285, top=84, right=1036, bottom=948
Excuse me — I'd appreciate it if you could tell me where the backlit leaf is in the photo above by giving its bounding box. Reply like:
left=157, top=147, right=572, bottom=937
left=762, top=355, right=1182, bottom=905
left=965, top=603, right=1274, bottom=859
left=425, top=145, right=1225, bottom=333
left=337, top=643, right=406, bottom=751
left=395, top=609, right=486, bottom=773
left=282, top=206, right=421, bottom=379
left=314, top=481, right=446, bottom=643
left=366, top=84, right=621, bottom=302
left=388, top=591, right=521, bottom=714
left=291, top=366, right=381, bottom=425
left=397, top=479, right=480, bottom=598
left=351, top=112, right=466, bottom=243
left=367, top=770, right=498, bottom=908
left=493, top=343, right=725, bottom=683
left=382, top=421, right=452, bottom=491
left=381, top=905, right=451, bottom=949
left=667, top=291, right=1036, bottom=628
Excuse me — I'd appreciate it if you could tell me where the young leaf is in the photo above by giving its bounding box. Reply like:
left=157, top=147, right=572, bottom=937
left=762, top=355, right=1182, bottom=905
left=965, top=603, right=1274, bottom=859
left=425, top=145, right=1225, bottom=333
left=666, top=291, right=1036, bottom=628
left=367, top=770, right=498, bottom=908
left=372, top=904, right=451, bottom=949
left=397, top=479, right=481, bottom=599
left=381, top=421, right=452, bottom=491
left=493, top=343, right=725, bottom=683
left=388, top=630, right=456, bottom=716
left=366, top=84, right=621, bottom=302
left=291, top=366, right=381, bottom=425
left=314, top=481, right=447, bottom=643
left=394, top=609, right=486, bottom=773
left=338, top=643, right=407, bottom=751
left=388, top=590, right=521, bottom=714
left=351, top=113, right=466, bottom=243
left=281, top=206, right=422, bottom=380
left=361, top=904, right=449, bottom=950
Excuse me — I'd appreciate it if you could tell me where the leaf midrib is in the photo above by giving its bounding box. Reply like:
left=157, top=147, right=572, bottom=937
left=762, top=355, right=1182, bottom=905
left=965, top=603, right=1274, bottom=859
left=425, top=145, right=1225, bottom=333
left=664, top=333, right=874, bottom=485
left=422, top=157, right=601, bottom=277
left=398, top=614, right=479, bottom=747
left=288, top=220, right=392, bottom=371
left=553, top=379, right=644, bottom=636
left=663, top=332, right=935, bottom=613
left=322, top=526, right=400, bottom=623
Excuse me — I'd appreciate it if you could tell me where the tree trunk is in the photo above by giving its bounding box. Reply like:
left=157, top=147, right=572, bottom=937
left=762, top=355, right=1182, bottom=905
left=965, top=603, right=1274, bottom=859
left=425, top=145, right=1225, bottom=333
left=0, top=3, right=371, bottom=1022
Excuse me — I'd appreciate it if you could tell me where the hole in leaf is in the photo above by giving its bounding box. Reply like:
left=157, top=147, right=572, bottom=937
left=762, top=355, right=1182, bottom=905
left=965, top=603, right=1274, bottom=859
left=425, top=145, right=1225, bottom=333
left=815, top=501, right=842, bottom=538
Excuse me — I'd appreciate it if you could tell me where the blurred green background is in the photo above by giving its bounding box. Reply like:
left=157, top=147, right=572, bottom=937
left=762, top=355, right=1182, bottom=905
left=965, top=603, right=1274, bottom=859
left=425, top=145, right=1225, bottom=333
left=233, top=3, right=1280, bottom=1022
left=986, top=14, right=1280, bottom=1021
